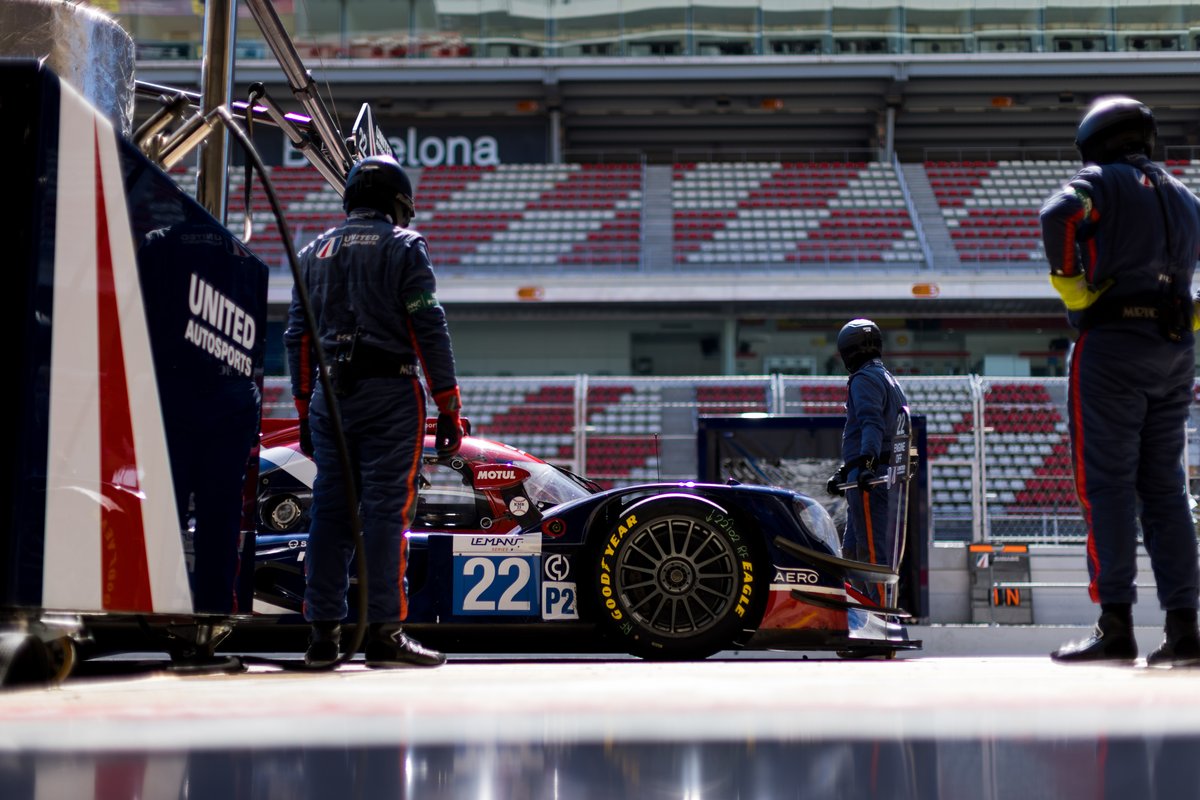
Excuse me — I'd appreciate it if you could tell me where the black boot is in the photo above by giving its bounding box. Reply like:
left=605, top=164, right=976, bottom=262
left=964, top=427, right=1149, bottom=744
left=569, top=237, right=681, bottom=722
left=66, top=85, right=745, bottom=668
left=1051, top=610, right=1137, bottom=664
left=305, top=621, right=341, bottom=665
left=1147, top=608, right=1200, bottom=667
left=364, top=623, right=446, bottom=668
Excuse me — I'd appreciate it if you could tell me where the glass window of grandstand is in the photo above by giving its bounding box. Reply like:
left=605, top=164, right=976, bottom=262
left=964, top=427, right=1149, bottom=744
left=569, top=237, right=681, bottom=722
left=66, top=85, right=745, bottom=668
left=1115, top=4, right=1184, bottom=52
left=344, top=0, right=418, bottom=57
left=119, top=0, right=202, bottom=60
left=905, top=3, right=968, bottom=54
left=692, top=0, right=760, bottom=56
left=761, top=2, right=830, bottom=55
left=830, top=3, right=899, bottom=55
left=480, top=1, right=549, bottom=57
left=293, top=0, right=347, bottom=58
left=1191, top=6, right=1200, bottom=51
left=436, top=6, right=483, bottom=58
left=972, top=1, right=1039, bottom=54
left=623, top=2, right=687, bottom=57
left=554, top=2, right=622, bottom=57
left=1045, top=4, right=1110, bottom=53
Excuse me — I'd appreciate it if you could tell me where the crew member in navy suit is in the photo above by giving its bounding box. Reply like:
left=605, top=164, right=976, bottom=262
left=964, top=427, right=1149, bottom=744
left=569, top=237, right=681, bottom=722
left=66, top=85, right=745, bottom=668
left=826, top=318, right=908, bottom=604
left=1042, top=97, right=1200, bottom=665
left=286, top=155, right=462, bottom=667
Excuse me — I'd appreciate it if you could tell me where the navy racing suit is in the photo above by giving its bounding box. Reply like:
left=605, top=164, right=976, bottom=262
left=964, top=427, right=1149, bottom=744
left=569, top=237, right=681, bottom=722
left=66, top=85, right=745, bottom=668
left=284, top=208, right=459, bottom=624
left=840, top=357, right=908, bottom=603
left=1041, top=154, right=1200, bottom=611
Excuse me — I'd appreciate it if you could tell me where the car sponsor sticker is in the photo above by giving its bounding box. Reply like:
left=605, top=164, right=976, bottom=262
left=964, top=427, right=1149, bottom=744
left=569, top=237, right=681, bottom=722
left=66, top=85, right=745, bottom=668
left=508, top=496, right=530, bottom=516
left=542, top=581, right=578, bottom=620
left=452, top=532, right=541, bottom=556
left=543, top=553, right=570, bottom=582
left=473, top=464, right=530, bottom=491
left=772, top=567, right=821, bottom=587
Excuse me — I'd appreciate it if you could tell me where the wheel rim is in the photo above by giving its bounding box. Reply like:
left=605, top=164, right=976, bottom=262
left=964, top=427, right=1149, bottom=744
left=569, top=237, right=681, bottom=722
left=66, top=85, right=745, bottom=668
left=614, top=514, right=739, bottom=638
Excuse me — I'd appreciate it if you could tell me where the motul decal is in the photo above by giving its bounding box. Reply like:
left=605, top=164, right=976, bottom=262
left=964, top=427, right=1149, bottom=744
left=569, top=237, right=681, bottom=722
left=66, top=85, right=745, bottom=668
left=473, top=464, right=530, bottom=490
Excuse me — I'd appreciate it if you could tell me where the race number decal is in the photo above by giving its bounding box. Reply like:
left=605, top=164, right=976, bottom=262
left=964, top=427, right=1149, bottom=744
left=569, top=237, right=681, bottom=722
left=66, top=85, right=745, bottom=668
left=452, top=534, right=541, bottom=615
left=453, top=555, right=539, bottom=615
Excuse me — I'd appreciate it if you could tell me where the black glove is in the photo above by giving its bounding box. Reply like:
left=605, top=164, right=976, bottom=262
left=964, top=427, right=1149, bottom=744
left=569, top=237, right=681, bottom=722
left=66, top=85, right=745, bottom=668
left=435, top=412, right=462, bottom=459
left=826, top=465, right=848, bottom=497
left=855, top=456, right=878, bottom=493
left=298, top=417, right=314, bottom=457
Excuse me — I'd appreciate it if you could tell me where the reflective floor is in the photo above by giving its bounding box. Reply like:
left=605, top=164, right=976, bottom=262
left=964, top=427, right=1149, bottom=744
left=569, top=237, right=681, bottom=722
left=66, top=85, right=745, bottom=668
left=2, top=653, right=1200, bottom=799
left=5, top=736, right=1199, bottom=799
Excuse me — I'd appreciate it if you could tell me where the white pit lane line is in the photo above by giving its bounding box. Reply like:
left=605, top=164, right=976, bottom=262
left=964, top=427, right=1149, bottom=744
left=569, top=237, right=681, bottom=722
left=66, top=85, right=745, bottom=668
left=2, top=657, right=1200, bottom=752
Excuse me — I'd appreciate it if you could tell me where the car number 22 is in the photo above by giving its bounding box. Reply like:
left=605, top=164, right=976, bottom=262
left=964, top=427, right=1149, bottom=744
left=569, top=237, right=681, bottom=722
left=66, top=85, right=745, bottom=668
left=452, top=555, right=540, bottom=615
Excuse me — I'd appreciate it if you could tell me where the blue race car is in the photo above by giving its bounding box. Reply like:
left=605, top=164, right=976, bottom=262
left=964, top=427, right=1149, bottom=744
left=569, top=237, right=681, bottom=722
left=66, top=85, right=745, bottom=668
left=254, top=418, right=919, bottom=660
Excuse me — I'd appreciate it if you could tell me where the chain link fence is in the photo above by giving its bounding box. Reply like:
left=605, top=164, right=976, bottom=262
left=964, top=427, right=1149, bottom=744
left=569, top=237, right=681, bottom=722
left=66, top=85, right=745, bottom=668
left=263, top=373, right=1200, bottom=545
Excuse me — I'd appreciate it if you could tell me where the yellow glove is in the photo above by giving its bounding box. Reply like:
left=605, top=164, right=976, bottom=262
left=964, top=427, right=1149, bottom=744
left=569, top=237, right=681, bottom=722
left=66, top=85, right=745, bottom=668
left=1193, top=299, right=1200, bottom=332
left=1050, top=274, right=1113, bottom=311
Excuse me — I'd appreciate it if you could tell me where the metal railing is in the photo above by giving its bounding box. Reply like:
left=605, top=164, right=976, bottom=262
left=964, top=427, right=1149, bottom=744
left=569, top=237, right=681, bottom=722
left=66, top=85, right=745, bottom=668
left=262, top=373, right=1200, bottom=546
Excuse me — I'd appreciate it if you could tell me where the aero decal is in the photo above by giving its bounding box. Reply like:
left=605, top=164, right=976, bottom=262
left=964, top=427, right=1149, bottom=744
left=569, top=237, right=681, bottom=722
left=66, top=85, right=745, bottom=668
left=41, top=82, right=192, bottom=614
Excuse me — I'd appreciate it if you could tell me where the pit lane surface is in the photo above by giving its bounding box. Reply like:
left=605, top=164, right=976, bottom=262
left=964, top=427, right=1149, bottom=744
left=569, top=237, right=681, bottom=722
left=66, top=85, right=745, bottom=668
left=2, top=648, right=1200, bottom=798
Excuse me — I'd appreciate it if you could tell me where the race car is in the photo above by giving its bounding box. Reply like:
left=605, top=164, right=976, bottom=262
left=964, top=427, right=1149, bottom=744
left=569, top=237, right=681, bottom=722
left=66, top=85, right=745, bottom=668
left=253, top=418, right=919, bottom=660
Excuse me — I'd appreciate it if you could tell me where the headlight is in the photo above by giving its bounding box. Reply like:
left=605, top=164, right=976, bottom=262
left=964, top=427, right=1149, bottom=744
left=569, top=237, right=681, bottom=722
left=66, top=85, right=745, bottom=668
left=792, top=495, right=842, bottom=556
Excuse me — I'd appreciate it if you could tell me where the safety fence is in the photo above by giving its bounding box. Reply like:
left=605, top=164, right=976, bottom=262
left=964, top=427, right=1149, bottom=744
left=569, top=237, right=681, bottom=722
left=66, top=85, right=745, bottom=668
left=262, top=374, right=1200, bottom=546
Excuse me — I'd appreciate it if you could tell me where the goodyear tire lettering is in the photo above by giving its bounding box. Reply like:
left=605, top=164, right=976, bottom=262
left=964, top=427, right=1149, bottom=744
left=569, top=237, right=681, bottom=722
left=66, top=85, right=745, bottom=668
left=590, top=500, right=767, bottom=659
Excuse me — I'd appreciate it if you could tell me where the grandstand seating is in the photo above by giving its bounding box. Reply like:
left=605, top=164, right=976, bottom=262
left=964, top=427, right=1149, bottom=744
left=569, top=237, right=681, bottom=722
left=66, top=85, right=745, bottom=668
left=928, top=159, right=1069, bottom=264
left=418, top=163, right=644, bottom=268
left=695, top=383, right=768, bottom=413
left=219, top=163, right=645, bottom=270
left=671, top=161, right=925, bottom=265
left=792, top=377, right=1074, bottom=518
left=181, top=157, right=1200, bottom=272
left=261, top=374, right=1089, bottom=529
left=455, top=382, right=664, bottom=485
left=929, top=159, right=1200, bottom=265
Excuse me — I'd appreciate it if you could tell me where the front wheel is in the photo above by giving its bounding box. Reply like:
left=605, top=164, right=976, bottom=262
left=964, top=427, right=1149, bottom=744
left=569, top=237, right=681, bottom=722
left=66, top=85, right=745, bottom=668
left=589, top=496, right=768, bottom=660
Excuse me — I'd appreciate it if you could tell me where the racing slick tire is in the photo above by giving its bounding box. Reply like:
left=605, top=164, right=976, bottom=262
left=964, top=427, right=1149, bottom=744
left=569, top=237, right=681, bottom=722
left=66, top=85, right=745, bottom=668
left=587, top=495, right=770, bottom=660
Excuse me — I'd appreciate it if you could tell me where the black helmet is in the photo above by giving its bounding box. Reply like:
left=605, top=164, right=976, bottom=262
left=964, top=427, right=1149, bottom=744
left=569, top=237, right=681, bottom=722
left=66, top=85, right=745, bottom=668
left=343, top=155, right=415, bottom=223
left=837, top=318, right=883, bottom=372
left=1075, top=97, right=1156, bottom=164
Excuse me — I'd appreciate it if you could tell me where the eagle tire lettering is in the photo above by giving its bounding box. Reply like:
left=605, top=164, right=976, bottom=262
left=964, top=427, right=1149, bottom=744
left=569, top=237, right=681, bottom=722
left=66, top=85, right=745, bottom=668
left=589, top=497, right=768, bottom=660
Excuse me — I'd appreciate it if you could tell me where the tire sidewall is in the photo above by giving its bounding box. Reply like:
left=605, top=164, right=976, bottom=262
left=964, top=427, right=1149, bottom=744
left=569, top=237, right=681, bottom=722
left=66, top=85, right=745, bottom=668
left=592, top=495, right=766, bottom=660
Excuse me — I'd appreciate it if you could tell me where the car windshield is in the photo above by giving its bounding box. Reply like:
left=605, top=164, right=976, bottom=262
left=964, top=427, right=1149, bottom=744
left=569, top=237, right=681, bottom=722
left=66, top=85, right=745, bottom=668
left=521, top=461, right=596, bottom=509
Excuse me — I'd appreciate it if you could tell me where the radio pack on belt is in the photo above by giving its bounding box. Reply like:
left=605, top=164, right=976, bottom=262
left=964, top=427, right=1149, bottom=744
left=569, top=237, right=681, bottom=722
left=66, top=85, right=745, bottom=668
left=1079, top=288, right=1191, bottom=341
left=326, top=329, right=418, bottom=397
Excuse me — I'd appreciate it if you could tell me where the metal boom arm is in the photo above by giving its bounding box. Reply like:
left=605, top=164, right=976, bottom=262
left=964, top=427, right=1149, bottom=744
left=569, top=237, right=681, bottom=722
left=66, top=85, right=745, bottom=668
left=240, top=0, right=352, bottom=182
